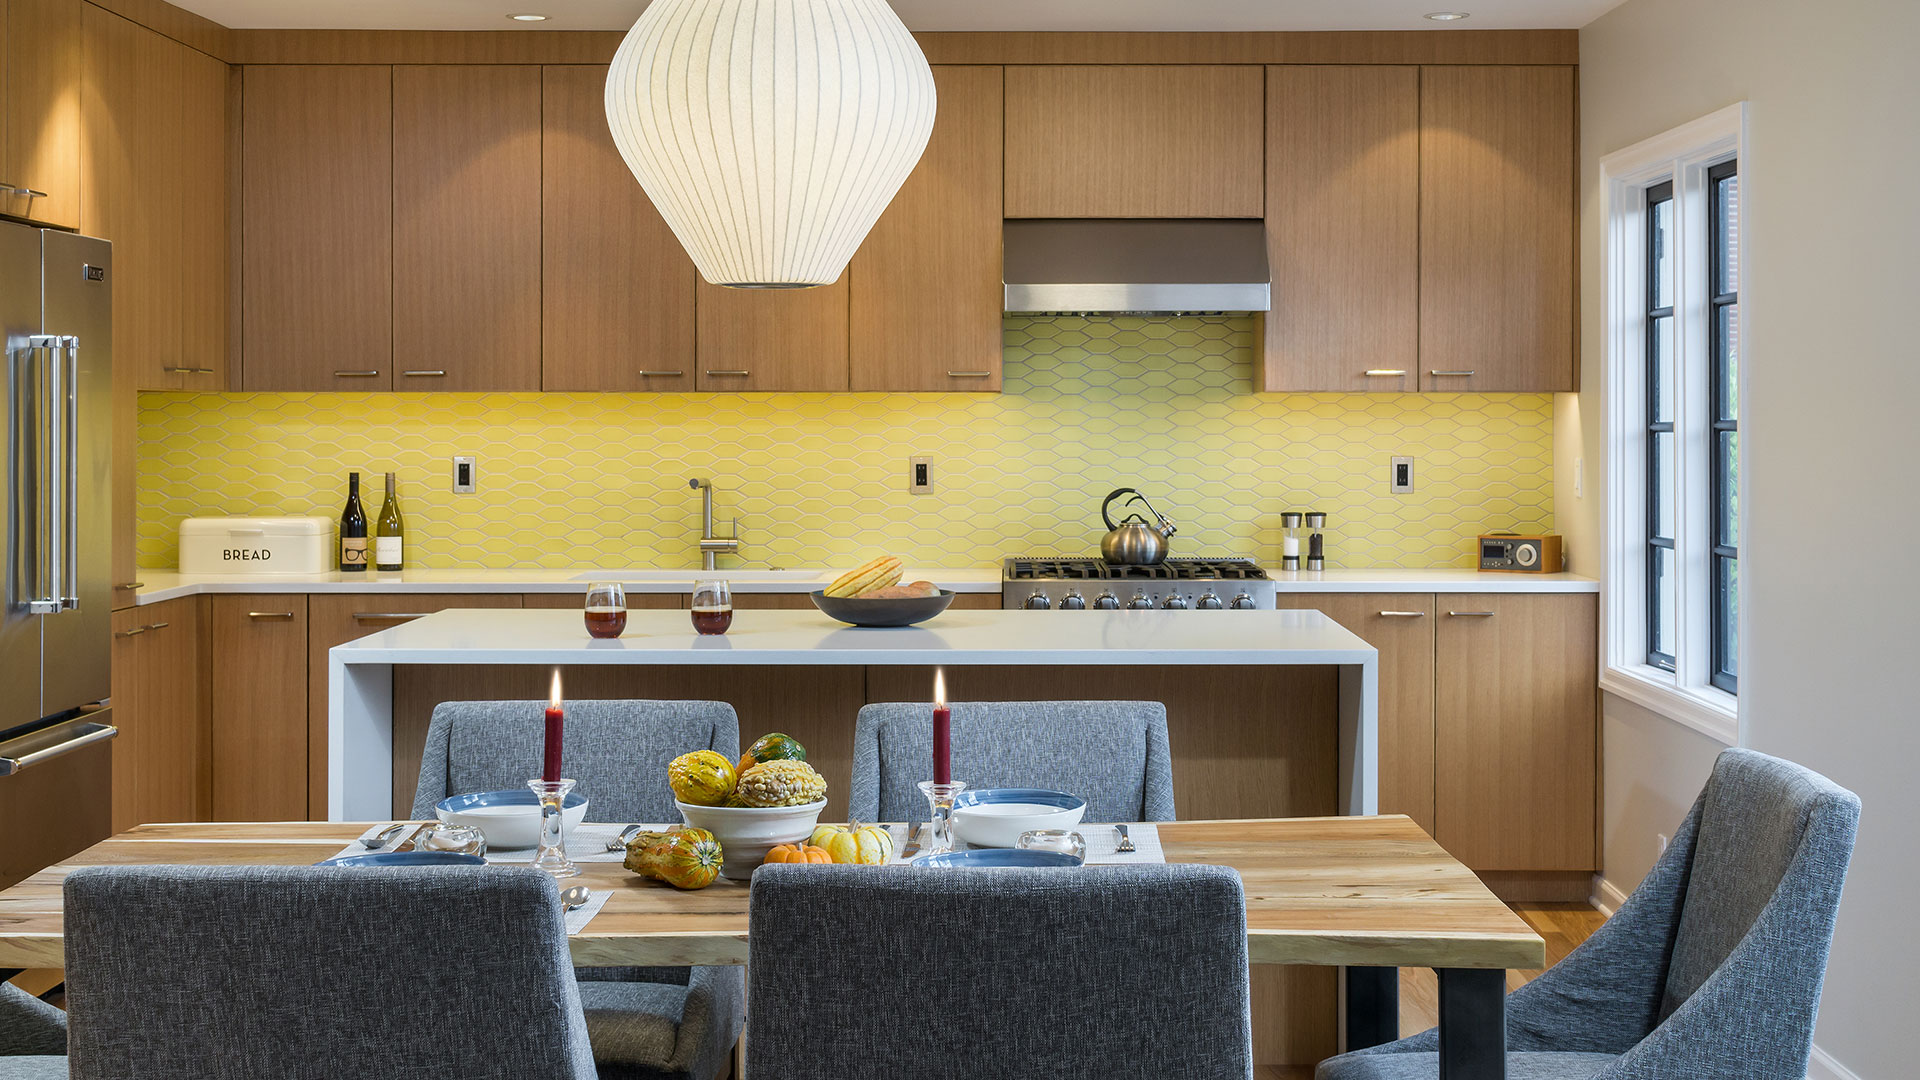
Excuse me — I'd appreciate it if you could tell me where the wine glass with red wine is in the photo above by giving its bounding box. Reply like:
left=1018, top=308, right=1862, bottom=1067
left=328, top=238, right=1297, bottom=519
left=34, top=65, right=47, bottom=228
left=584, top=582, right=627, bottom=639
left=691, top=579, right=733, bottom=635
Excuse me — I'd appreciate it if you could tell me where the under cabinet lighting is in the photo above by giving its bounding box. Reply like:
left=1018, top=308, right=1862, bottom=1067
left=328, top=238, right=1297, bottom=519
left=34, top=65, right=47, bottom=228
left=508, top=13, right=548, bottom=21
left=1424, top=11, right=1471, bottom=20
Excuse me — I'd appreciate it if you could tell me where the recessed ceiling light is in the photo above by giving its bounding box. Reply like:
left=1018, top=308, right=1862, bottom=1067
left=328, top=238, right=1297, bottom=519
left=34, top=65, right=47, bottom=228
left=1424, top=11, right=1471, bottom=20
left=508, top=13, right=548, bottom=21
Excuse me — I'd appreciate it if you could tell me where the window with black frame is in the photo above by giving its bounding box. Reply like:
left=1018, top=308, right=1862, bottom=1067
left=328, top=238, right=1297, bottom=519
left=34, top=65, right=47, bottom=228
left=1645, top=181, right=1676, bottom=671
left=1709, top=162, right=1739, bottom=692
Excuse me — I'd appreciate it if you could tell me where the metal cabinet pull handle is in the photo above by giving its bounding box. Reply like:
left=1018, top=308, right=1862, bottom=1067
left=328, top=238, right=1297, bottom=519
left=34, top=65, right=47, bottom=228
left=1447, top=610, right=1496, bottom=617
left=334, top=370, right=381, bottom=377
left=114, top=582, right=146, bottom=591
left=401, top=370, right=447, bottom=377
left=1378, top=611, right=1426, bottom=618
left=947, top=370, right=993, bottom=378
left=145, top=621, right=169, bottom=630
left=114, top=626, right=147, bottom=638
left=1364, top=370, right=1409, bottom=377
left=352, top=612, right=431, bottom=621
left=1428, top=370, right=1477, bottom=377
left=247, top=611, right=296, bottom=619
left=163, top=366, right=216, bottom=375
left=0, top=719, right=118, bottom=775
left=4, top=185, right=49, bottom=199
left=637, top=370, right=685, bottom=377
left=704, top=370, right=751, bottom=377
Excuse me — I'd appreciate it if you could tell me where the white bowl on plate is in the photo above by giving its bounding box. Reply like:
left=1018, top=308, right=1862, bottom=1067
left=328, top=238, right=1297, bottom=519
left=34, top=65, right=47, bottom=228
left=950, top=788, right=1087, bottom=849
left=676, top=799, right=828, bottom=880
left=436, top=789, right=589, bottom=850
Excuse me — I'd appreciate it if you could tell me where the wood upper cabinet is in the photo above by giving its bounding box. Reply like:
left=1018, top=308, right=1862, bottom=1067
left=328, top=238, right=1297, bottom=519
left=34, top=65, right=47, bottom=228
left=696, top=276, right=849, bottom=392
left=1419, top=66, right=1576, bottom=392
left=850, top=65, right=1004, bottom=392
left=1262, top=66, right=1419, bottom=393
left=392, top=65, right=542, bottom=391
left=2, top=0, right=81, bottom=228
left=210, top=596, right=308, bottom=821
left=1433, top=593, right=1596, bottom=872
left=541, top=65, right=696, bottom=392
left=1274, top=593, right=1436, bottom=834
left=1005, top=65, right=1263, bottom=218
left=176, top=47, right=228, bottom=382
left=240, top=65, right=393, bottom=390
left=110, top=599, right=207, bottom=832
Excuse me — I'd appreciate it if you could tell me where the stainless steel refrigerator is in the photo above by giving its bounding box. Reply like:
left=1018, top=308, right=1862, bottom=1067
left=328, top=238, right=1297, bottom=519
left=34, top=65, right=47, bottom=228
left=0, top=219, right=116, bottom=890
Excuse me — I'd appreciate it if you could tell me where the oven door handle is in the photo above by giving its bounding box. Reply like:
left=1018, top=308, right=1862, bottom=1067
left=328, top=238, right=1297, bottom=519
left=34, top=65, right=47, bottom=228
left=0, top=720, right=118, bottom=777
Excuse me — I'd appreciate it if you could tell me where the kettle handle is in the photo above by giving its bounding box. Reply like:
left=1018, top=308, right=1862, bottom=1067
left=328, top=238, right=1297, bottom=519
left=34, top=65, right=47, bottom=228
left=1102, top=488, right=1141, bottom=531
left=1131, top=491, right=1177, bottom=536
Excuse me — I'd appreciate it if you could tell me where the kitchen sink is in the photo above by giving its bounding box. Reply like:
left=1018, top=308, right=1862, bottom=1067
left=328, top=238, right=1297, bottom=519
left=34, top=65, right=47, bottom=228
left=567, top=569, right=827, bottom=583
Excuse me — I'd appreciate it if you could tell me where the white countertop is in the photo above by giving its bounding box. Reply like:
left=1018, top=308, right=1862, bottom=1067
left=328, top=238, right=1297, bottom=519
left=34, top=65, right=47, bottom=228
left=329, top=607, right=1378, bottom=667
left=133, top=565, right=1594, bottom=605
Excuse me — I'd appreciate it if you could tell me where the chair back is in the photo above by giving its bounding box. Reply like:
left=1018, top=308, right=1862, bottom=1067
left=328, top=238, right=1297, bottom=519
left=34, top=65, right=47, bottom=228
left=411, top=699, right=740, bottom=821
left=62, top=865, right=597, bottom=1080
left=849, top=700, right=1176, bottom=822
left=0, top=982, right=64, bottom=1057
left=1660, top=748, right=1861, bottom=1018
left=747, top=863, right=1250, bottom=1080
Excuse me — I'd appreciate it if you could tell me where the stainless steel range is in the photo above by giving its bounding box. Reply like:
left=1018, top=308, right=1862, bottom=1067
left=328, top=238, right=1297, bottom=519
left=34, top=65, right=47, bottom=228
left=1002, top=557, right=1275, bottom=611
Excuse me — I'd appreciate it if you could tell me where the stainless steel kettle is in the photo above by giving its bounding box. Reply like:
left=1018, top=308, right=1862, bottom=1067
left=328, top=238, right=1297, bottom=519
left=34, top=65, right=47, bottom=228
left=1100, top=488, right=1177, bottom=565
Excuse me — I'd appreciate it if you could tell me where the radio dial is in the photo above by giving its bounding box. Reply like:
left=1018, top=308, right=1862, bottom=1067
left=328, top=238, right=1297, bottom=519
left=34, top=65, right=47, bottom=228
left=1515, top=544, right=1539, bottom=567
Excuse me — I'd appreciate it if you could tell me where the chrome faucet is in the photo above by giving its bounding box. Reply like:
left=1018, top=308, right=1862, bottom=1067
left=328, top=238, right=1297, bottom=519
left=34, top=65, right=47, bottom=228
left=688, top=478, right=740, bottom=571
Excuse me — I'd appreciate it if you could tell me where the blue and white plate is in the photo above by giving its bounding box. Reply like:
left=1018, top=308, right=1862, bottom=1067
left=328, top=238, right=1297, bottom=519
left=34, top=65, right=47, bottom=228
left=437, top=789, right=590, bottom=850
left=950, top=788, right=1087, bottom=848
left=318, top=851, right=487, bottom=868
left=911, top=849, right=1084, bottom=869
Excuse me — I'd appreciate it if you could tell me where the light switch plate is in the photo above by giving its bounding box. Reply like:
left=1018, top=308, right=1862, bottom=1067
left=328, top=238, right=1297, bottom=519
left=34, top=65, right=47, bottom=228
left=1390, top=456, right=1414, bottom=494
left=908, top=456, right=932, bottom=494
left=452, top=455, right=476, bottom=493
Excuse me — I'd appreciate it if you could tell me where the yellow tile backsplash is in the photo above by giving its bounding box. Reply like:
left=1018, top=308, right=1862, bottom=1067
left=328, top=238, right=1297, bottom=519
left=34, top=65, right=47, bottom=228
left=137, top=317, right=1553, bottom=570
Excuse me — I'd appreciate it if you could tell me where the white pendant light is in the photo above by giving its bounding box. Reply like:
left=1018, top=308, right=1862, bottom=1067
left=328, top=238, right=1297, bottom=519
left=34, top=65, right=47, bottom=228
left=605, top=0, right=937, bottom=288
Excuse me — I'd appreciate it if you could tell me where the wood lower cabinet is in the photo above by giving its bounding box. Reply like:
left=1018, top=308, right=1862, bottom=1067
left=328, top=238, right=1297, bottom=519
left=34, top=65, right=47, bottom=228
left=210, top=596, right=308, bottom=820
left=2, top=0, right=81, bottom=228
left=521, top=592, right=684, bottom=611
left=1433, top=593, right=1596, bottom=873
left=109, top=599, right=207, bottom=832
left=305, top=593, right=522, bottom=819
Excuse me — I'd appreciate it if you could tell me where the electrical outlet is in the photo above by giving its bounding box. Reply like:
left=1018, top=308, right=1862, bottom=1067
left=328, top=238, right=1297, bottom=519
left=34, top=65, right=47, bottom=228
left=1575, top=456, right=1585, bottom=498
left=1390, top=456, right=1414, bottom=494
left=909, top=456, right=932, bottom=494
left=452, top=455, right=476, bottom=493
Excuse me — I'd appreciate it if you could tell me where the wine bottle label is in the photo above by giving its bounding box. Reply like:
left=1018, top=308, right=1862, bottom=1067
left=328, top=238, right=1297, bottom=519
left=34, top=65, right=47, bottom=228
left=376, top=537, right=403, bottom=565
left=341, top=538, right=368, bottom=567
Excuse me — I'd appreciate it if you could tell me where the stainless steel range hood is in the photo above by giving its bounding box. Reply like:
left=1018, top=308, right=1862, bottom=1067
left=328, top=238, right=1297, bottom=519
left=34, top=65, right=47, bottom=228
left=1003, top=219, right=1270, bottom=315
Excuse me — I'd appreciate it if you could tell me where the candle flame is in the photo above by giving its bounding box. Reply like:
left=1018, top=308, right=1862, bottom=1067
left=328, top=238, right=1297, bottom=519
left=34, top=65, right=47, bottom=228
left=933, top=667, right=946, bottom=709
left=549, top=668, right=563, bottom=709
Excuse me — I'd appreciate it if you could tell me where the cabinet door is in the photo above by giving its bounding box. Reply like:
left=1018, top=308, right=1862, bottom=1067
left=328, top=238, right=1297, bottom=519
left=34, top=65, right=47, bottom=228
left=1274, top=593, right=1435, bottom=833
left=241, top=65, right=393, bottom=390
left=1434, top=594, right=1596, bottom=871
left=305, top=593, right=522, bottom=820
left=174, top=46, right=228, bottom=390
left=108, top=608, right=143, bottom=833
left=111, top=599, right=207, bottom=830
left=1420, top=66, right=1576, bottom=392
left=696, top=277, right=849, bottom=392
left=210, top=597, right=308, bottom=821
left=1262, top=66, right=1419, bottom=393
left=520, top=592, right=683, bottom=611
left=1005, top=65, right=1263, bottom=218
left=392, top=65, right=542, bottom=391
left=540, top=65, right=697, bottom=392
left=2, top=0, right=81, bottom=227
left=850, top=65, right=1003, bottom=392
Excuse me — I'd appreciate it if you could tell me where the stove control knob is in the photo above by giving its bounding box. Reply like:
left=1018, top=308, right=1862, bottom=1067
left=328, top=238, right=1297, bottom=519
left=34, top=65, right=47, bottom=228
left=1023, top=592, right=1052, bottom=610
left=1060, top=591, right=1087, bottom=611
left=1092, top=592, right=1121, bottom=610
left=1196, top=592, right=1224, bottom=610
left=1162, top=594, right=1188, bottom=610
left=1229, top=593, right=1259, bottom=610
left=1126, top=592, right=1155, bottom=610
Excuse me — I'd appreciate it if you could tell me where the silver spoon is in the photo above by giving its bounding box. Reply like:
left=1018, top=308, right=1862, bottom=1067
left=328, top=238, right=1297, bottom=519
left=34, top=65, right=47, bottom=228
left=361, top=823, right=405, bottom=850
left=561, top=884, right=591, bottom=911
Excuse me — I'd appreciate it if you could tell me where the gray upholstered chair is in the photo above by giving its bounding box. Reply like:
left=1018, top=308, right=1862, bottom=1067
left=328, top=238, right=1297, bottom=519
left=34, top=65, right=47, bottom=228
left=410, top=698, right=740, bottom=822
left=747, top=863, right=1251, bottom=1079
left=62, top=865, right=598, bottom=1080
left=849, top=700, right=1176, bottom=822
left=0, top=982, right=66, bottom=1078
left=1317, top=748, right=1861, bottom=1080
left=408, top=699, right=744, bottom=1080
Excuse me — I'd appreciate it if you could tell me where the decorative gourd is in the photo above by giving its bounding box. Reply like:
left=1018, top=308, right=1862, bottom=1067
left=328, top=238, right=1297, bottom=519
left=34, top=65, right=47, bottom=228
left=668, top=750, right=737, bottom=806
left=810, top=823, right=894, bottom=865
left=627, top=828, right=723, bottom=890
left=734, top=760, right=828, bottom=807
left=763, top=843, right=832, bottom=865
left=738, top=732, right=807, bottom=773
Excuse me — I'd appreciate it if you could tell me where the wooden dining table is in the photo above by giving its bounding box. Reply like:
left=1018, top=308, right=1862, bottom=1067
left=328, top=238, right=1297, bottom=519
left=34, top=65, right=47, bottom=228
left=0, top=814, right=1541, bottom=1080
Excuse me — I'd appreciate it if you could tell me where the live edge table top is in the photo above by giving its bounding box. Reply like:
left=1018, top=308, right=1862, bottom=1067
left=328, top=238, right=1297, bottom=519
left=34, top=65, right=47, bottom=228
left=0, top=816, right=1541, bottom=972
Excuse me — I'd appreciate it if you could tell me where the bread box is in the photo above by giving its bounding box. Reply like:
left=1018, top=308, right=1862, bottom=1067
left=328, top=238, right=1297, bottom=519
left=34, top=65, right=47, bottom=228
left=178, top=516, right=334, bottom=575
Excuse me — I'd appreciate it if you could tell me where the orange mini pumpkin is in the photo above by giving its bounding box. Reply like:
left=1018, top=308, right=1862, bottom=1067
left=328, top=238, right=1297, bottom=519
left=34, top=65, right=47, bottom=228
left=763, top=842, right=832, bottom=865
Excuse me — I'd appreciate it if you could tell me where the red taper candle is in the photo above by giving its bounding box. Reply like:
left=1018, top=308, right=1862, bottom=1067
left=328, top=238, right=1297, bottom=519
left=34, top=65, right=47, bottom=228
left=543, top=668, right=564, bottom=783
left=932, top=667, right=951, bottom=785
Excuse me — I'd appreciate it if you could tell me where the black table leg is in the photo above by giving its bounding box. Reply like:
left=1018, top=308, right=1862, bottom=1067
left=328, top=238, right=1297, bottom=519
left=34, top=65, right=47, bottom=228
left=1342, top=966, right=1399, bottom=1050
left=1437, top=968, right=1506, bottom=1080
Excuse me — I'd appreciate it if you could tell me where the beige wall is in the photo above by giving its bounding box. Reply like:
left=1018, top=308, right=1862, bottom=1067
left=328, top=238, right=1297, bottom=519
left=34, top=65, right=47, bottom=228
left=1574, top=0, right=1920, bottom=1075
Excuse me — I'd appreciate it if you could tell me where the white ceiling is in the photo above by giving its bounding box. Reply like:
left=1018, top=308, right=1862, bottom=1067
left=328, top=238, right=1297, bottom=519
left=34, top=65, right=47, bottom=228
left=174, top=0, right=1627, bottom=33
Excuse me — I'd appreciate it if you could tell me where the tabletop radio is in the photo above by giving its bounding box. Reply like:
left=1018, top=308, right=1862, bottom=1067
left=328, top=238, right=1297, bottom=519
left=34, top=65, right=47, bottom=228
left=1478, top=534, right=1563, bottom=573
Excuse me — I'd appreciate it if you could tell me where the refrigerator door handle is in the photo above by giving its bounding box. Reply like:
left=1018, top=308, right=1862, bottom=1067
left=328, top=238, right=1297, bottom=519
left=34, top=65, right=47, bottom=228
left=58, top=335, right=79, bottom=611
left=21, top=334, right=78, bottom=613
left=19, top=336, right=58, bottom=614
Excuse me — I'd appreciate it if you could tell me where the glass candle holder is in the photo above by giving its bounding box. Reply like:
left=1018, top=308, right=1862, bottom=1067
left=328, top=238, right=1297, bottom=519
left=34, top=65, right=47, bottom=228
left=528, top=778, right=581, bottom=878
left=916, top=780, right=967, bottom=855
left=414, top=822, right=487, bottom=858
left=1017, top=829, right=1087, bottom=862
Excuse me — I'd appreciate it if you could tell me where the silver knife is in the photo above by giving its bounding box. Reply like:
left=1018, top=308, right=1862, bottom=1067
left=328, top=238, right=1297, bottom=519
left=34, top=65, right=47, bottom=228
left=901, top=822, right=922, bottom=859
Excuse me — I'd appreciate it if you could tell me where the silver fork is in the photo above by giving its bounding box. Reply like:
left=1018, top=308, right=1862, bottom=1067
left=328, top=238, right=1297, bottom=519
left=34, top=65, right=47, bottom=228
left=1115, top=824, right=1137, bottom=853
left=606, top=824, right=647, bottom=852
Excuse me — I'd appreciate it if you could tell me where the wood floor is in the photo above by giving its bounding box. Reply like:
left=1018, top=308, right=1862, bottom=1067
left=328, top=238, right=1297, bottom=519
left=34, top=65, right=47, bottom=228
left=1258, top=902, right=1607, bottom=1079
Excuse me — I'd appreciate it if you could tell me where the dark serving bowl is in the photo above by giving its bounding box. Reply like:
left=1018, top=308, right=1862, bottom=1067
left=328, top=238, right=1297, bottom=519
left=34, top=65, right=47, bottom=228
left=809, top=589, right=956, bottom=628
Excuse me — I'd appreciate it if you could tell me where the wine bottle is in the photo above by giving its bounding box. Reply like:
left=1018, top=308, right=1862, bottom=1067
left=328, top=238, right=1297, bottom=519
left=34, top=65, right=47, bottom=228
left=339, top=472, right=368, bottom=572
left=376, top=472, right=405, bottom=572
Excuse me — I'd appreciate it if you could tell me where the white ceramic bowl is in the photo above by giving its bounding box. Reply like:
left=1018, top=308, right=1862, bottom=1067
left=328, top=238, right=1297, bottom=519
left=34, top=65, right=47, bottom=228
left=951, top=789, right=1088, bottom=849
left=436, top=789, right=589, bottom=851
left=676, top=799, right=828, bottom=880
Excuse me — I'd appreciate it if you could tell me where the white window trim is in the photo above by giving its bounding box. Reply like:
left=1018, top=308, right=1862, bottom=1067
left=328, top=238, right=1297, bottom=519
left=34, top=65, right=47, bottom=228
left=1598, top=102, right=1749, bottom=747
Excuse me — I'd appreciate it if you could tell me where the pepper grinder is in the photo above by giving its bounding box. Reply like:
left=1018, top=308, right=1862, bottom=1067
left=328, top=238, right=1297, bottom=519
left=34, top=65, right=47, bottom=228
left=1304, top=512, right=1328, bottom=574
left=1280, top=512, right=1305, bottom=575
